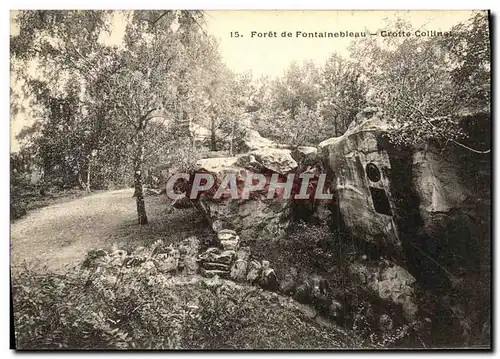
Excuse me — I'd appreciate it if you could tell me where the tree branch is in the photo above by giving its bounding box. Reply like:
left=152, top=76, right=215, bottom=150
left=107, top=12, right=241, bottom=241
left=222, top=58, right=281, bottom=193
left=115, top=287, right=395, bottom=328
left=406, top=102, right=490, bottom=154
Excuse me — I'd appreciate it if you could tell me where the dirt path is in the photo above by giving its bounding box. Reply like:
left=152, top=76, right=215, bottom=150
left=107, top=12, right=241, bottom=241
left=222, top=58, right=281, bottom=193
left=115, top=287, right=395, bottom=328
left=10, top=189, right=208, bottom=273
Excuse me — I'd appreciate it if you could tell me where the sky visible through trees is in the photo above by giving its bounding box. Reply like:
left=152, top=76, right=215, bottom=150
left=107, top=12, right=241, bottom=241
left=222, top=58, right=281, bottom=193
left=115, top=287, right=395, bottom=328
left=10, top=10, right=490, bottom=223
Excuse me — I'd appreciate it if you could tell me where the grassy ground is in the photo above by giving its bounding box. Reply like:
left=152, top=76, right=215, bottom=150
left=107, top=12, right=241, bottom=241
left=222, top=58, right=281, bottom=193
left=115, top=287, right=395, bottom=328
left=10, top=187, right=95, bottom=221
left=10, top=190, right=356, bottom=349
left=10, top=189, right=209, bottom=273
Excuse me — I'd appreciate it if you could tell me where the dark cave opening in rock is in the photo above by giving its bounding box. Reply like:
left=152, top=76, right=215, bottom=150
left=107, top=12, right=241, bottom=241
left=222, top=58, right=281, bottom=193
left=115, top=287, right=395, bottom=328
left=369, top=187, right=392, bottom=216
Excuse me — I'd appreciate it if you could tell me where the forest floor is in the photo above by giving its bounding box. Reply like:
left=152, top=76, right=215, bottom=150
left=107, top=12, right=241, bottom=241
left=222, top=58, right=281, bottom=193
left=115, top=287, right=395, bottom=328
left=10, top=188, right=208, bottom=273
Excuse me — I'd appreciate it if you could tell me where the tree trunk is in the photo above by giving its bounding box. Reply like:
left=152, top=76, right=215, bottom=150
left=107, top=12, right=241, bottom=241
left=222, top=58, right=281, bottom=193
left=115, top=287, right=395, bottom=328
left=76, top=161, right=88, bottom=191
left=186, top=111, right=195, bottom=151
left=133, top=125, right=148, bottom=225
left=229, top=121, right=235, bottom=156
left=77, top=172, right=87, bottom=191
left=85, top=156, right=91, bottom=192
left=210, top=118, right=217, bottom=151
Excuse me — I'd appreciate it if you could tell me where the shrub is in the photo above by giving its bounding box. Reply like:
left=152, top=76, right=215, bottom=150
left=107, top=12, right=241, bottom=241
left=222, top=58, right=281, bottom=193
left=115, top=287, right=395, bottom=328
left=10, top=201, right=28, bottom=220
left=12, top=242, right=350, bottom=349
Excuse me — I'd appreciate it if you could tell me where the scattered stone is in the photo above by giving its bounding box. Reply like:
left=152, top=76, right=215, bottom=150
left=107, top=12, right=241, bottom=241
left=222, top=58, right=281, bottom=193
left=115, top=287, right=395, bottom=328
left=279, top=273, right=297, bottom=295
left=200, top=268, right=229, bottom=279
left=212, top=220, right=223, bottom=233
left=259, top=260, right=279, bottom=291
left=201, top=275, right=223, bottom=289
left=230, top=259, right=248, bottom=282
left=199, top=248, right=235, bottom=265
left=182, top=256, right=199, bottom=275
left=198, top=247, right=236, bottom=278
left=217, top=229, right=240, bottom=250
left=112, top=249, right=127, bottom=260
left=293, top=281, right=313, bottom=304
left=236, top=247, right=251, bottom=262
left=202, top=262, right=230, bottom=271
left=379, top=313, right=394, bottom=331
left=310, top=274, right=329, bottom=297
left=155, top=249, right=180, bottom=273
left=132, top=246, right=148, bottom=256
left=198, top=247, right=219, bottom=258
left=246, top=260, right=262, bottom=284
left=139, top=260, right=157, bottom=275
left=178, top=236, right=200, bottom=256
left=89, top=248, right=108, bottom=257
left=82, top=248, right=110, bottom=268
left=329, top=300, right=343, bottom=319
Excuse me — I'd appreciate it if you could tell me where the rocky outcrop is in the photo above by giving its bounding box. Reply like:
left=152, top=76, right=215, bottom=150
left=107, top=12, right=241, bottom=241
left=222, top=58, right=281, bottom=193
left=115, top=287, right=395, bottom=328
left=349, top=260, right=418, bottom=322
left=319, top=108, right=402, bottom=254
left=198, top=248, right=235, bottom=278
left=318, top=107, right=488, bottom=264
left=191, top=146, right=299, bottom=239
left=318, top=107, right=490, bottom=343
left=291, top=146, right=318, bottom=166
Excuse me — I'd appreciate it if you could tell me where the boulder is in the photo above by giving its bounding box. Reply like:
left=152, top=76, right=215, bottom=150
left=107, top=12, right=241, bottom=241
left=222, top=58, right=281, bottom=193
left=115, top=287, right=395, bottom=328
left=155, top=249, right=180, bottom=273
left=291, top=146, right=318, bottom=165
left=178, top=236, right=200, bottom=257
left=318, top=106, right=487, bottom=266
left=259, top=260, right=279, bottom=292
left=190, top=141, right=297, bottom=239
left=217, top=229, right=240, bottom=250
left=246, top=260, right=262, bottom=284
left=349, top=260, right=418, bottom=322
left=230, top=259, right=248, bottom=282
left=198, top=247, right=236, bottom=279
left=279, top=273, right=297, bottom=296
left=318, top=110, right=401, bottom=253
left=379, top=313, right=394, bottom=332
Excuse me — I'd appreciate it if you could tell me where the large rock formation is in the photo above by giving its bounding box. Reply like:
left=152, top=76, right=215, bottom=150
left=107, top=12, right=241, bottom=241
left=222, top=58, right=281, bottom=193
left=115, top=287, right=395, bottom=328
left=319, top=108, right=402, bottom=254
left=318, top=107, right=489, bottom=267
left=193, top=146, right=298, bottom=239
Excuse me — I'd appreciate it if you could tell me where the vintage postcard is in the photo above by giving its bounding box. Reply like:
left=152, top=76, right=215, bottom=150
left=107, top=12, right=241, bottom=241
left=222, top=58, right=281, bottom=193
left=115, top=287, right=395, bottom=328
left=10, top=10, right=491, bottom=350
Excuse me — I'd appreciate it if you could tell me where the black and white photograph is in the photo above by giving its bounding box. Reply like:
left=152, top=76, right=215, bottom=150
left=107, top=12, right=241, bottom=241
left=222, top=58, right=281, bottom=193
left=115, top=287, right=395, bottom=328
left=9, top=9, right=492, bottom=350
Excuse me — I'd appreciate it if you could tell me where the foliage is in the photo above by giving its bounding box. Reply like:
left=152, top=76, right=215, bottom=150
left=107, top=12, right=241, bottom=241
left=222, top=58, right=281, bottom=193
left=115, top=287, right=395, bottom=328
left=11, top=10, right=250, bottom=223
left=253, top=57, right=367, bottom=146
left=253, top=61, right=326, bottom=146
left=318, top=53, right=367, bottom=136
left=13, top=241, right=349, bottom=350
left=348, top=12, right=490, bottom=148
left=11, top=11, right=490, bottom=202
